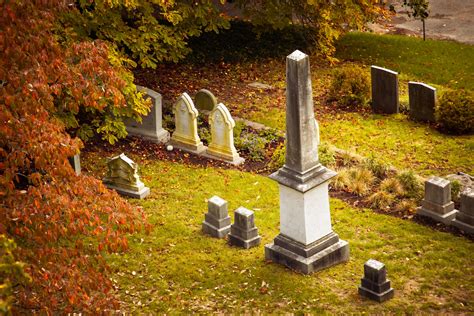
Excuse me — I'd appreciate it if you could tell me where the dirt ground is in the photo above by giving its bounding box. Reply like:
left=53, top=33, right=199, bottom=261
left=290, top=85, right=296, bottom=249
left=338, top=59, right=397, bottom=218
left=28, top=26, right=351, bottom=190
left=372, top=0, right=474, bottom=44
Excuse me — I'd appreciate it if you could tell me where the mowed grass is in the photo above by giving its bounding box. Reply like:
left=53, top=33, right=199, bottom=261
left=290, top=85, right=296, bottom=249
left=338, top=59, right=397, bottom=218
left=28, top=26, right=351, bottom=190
left=82, top=152, right=474, bottom=313
left=336, top=32, right=474, bottom=90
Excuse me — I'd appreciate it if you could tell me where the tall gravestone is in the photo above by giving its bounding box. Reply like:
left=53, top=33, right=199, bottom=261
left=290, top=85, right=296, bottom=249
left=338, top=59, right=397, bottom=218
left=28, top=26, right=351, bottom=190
left=265, top=50, right=349, bottom=274
left=170, top=92, right=206, bottom=154
left=371, top=66, right=399, bottom=114
left=451, top=191, right=474, bottom=234
left=408, top=82, right=436, bottom=122
left=206, top=103, right=244, bottom=165
left=103, top=153, right=150, bottom=199
left=195, top=89, right=217, bottom=112
left=125, top=85, right=170, bottom=143
left=417, top=177, right=457, bottom=225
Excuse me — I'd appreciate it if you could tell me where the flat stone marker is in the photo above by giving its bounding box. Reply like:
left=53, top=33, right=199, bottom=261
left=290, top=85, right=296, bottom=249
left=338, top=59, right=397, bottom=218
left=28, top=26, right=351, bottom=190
left=452, top=191, right=474, bottom=234
left=417, top=176, right=457, bottom=225
left=103, top=153, right=150, bottom=199
left=194, top=89, right=217, bottom=112
left=202, top=196, right=231, bottom=238
left=265, top=50, right=349, bottom=274
left=371, top=66, right=399, bottom=114
left=124, top=85, right=170, bottom=143
left=228, top=207, right=261, bottom=249
left=68, top=154, right=81, bottom=176
left=409, top=82, right=436, bottom=122
left=206, top=103, right=244, bottom=165
left=170, top=92, right=206, bottom=154
left=358, top=259, right=394, bottom=303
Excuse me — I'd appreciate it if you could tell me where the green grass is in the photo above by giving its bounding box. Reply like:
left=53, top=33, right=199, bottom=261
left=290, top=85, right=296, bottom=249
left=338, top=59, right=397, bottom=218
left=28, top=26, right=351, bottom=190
left=336, top=32, right=474, bottom=90
left=82, top=153, right=474, bottom=313
left=319, top=113, right=474, bottom=176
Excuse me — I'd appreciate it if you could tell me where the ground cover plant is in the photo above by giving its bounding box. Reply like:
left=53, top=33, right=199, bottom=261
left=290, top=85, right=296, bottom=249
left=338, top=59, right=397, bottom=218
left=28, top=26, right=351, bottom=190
left=80, top=149, right=474, bottom=314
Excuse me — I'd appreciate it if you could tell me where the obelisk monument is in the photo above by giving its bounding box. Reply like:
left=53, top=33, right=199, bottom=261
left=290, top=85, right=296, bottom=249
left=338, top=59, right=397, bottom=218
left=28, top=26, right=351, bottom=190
left=265, top=50, right=349, bottom=274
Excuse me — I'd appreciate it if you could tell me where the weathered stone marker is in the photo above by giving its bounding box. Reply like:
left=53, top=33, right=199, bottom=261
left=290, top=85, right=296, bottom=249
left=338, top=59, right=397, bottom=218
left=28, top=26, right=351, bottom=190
left=202, top=196, right=231, bottom=238
left=228, top=207, right=261, bottom=249
left=417, top=177, right=457, bottom=225
left=452, top=191, right=474, bottom=234
left=358, top=259, right=394, bottom=303
left=68, top=154, right=81, bottom=176
left=124, top=85, right=170, bottom=143
left=265, top=50, right=349, bottom=274
left=195, top=89, right=217, bottom=112
left=103, top=153, right=150, bottom=199
left=206, top=103, right=244, bottom=165
left=170, top=92, right=206, bottom=154
left=408, top=82, right=436, bottom=122
left=371, top=66, right=399, bottom=114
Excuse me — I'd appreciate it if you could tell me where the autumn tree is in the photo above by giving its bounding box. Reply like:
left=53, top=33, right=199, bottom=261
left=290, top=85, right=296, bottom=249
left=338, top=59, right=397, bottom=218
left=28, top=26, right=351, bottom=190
left=234, top=0, right=389, bottom=60
left=1, top=1, right=149, bottom=312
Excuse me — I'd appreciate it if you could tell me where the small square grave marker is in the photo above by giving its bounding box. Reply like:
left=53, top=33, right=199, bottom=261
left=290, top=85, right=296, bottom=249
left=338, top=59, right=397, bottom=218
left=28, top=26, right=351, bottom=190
left=358, top=259, right=394, bottom=303
left=202, top=196, right=231, bottom=238
left=228, top=207, right=261, bottom=249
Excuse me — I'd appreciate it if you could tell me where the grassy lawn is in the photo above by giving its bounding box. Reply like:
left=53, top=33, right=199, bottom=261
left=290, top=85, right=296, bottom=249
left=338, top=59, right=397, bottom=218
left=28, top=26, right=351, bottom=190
left=82, top=152, right=473, bottom=313
left=336, top=32, right=474, bottom=91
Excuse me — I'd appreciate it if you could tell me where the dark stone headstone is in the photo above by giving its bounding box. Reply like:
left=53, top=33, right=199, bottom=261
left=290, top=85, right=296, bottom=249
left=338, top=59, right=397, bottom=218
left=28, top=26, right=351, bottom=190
left=452, top=191, right=474, bottom=234
left=228, top=207, right=261, bottom=249
left=409, top=82, right=436, bottom=122
left=68, top=154, right=81, bottom=176
left=358, top=259, right=394, bottom=302
left=202, top=196, right=231, bottom=238
left=195, top=89, right=217, bottom=112
left=371, top=66, right=399, bottom=114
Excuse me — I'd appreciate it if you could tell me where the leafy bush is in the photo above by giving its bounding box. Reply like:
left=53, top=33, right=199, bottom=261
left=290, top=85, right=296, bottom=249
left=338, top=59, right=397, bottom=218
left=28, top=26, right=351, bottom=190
left=328, top=65, right=371, bottom=108
left=1, top=2, right=148, bottom=312
left=363, top=156, right=390, bottom=179
left=319, top=143, right=336, bottom=167
left=397, top=170, right=424, bottom=200
left=236, top=132, right=267, bottom=161
left=269, top=143, right=286, bottom=170
left=450, top=180, right=462, bottom=203
left=0, top=236, right=31, bottom=315
left=436, top=89, right=474, bottom=134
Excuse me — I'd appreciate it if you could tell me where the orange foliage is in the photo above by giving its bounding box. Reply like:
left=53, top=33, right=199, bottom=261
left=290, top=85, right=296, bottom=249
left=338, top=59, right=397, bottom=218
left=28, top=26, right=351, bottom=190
left=0, top=1, right=149, bottom=312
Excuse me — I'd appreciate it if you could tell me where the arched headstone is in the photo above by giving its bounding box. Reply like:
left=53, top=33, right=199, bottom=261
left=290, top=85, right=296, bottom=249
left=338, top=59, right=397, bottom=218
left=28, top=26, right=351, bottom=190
left=206, top=103, right=244, bottom=165
left=103, top=153, right=150, bottom=199
left=170, top=92, right=206, bottom=154
left=195, top=89, right=217, bottom=112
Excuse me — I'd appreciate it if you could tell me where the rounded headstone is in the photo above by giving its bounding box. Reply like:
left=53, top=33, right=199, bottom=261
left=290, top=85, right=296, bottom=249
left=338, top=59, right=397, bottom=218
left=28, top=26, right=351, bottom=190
left=195, top=89, right=217, bottom=111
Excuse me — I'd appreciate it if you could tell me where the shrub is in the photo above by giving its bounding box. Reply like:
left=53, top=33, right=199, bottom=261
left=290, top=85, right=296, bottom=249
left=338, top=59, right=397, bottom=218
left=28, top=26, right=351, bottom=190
left=319, top=142, right=336, bottom=167
left=269, top=143, right=286, bottom=170
left=1, top=2, right=148, bottom=312
left=363, top=156, right=390, bottom=179
left=451, top=180, right=462, bottom=203
left=436, top=89, right=474, bottom=134
left=235, top=132, right=267, bottom=161
left=367, top=191, right=395, bottom=210
left=338, top=149, right=363, bottom=167
left=328, top=64, right=371, bottom=108
left=332, top=168, right=351, bottom=191
left=380, top=178, right=405, bottom=197
left=345, top=167, right=375, bottom=196
left=395, top=199, right=418, bottom=214
left=397, top=170, right=424, bottom=200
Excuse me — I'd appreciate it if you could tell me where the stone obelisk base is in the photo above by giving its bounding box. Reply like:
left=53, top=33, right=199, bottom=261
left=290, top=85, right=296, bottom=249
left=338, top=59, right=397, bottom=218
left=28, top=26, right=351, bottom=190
left=265, top=233, right=349, bottom=274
